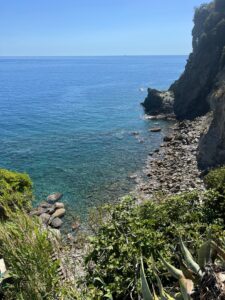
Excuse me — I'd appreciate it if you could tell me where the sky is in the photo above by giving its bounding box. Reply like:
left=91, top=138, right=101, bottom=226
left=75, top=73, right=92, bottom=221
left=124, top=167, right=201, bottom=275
left=0, top=0, right=211, bottom=56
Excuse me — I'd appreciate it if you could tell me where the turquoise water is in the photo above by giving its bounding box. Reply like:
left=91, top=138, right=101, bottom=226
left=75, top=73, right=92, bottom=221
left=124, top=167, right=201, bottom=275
left=0, top=56, right=186, bottom=219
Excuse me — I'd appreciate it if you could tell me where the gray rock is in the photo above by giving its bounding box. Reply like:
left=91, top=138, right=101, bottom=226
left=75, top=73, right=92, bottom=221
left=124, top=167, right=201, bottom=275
left=163, top=135, right=173, bottom=142
left=51, top=208, right=66, bottom=219
left=150, top=127, right=161, bottom=133
left=50, top=217, right=63, bottom=228
left=55, top=202, right=65, bottom=209
left=47, top=192, right=63, bottom=203
left=47, top=206, right=56, bottom=214
left=39, top=213, right=51, bottom=224
left=30, top=207, right=48, bottom=216
left=39, top=201, right=52, bottom=208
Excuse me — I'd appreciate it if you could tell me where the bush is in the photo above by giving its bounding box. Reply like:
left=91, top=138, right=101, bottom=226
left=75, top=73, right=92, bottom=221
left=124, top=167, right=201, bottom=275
left=204, top=166, right=225, bottom=193
left=0, top=211, right=71, bottom=300
left=84, top=193, right=224, bottom=299
left=203, top=167, right=225, bottom=223
left=0, top=168, right=33, bottom=217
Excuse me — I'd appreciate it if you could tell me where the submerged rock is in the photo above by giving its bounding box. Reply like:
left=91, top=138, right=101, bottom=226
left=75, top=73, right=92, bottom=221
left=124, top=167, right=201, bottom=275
left=150, top=127, right=161, bottom=132
left=47, top=192, right=63, bottom=203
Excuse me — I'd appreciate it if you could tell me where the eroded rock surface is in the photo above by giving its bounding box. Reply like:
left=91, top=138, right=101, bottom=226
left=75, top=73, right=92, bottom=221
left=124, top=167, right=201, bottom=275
left=143, top=0, right=225, bottom=169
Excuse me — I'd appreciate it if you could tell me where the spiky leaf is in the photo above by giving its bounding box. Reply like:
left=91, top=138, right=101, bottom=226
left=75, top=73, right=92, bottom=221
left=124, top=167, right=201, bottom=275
left=140, top=257, right=153, bottom=300
left=159, top=254, right=184, bottom=280
left=179, top=238, right=202, bottom=277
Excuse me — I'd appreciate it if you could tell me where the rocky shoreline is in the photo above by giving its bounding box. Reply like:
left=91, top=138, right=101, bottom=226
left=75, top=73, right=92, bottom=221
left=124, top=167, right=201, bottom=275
left=133, top=115, right=208, bottom=200
left=30, top=192, right=66, bottom=229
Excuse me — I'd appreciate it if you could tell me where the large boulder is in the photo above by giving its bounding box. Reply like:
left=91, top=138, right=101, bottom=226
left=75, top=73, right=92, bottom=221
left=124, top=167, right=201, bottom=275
left=143, top=2, right=225, bottom=121
left=142, top=89, right=174, bottom=115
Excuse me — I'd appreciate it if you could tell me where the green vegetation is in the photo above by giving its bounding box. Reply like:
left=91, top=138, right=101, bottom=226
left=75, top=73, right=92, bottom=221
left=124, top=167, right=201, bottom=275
left=84, top=189, right=224, bottom=299
left=141, top=238, right=225, bottom=299
left=0, top=168, right=33, bottom=218
left=0, top=169, right=81, bottom=300
left=0, top=164, right=224, bottom=299
left=204, top=166, right=225, bottom=193
left=0, top=211, right=61, bottom=299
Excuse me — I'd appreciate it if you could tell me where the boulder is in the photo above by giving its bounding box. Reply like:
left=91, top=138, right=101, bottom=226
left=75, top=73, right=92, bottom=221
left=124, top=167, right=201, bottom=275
left=150, top=128, right=161, bottom=133
left=142, top=89, right=174, bottom=115
left=51, top=208, right=66, bottom=219
left=163, top=135, right=173, bottom=142
left=55, top=202, right=64, bottom=209
left=47, top=192, right=63, bottom=203
left=39, top=201, right=52, bottom=208
left=50, top=217, right=63, bottom=228
left=39, top=213, right=51, bottom=225
left=30, top=207, right=48, bottom=216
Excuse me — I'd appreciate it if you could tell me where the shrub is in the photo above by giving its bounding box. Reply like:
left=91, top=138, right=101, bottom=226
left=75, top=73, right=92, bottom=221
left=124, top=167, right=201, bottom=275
left=0, top=212, right=63, bottom=300
left=84, top=193, right=224, bottom=299
left=0, top=168, right=33, bottom=217
left=204, top=166, right=225, bottom=194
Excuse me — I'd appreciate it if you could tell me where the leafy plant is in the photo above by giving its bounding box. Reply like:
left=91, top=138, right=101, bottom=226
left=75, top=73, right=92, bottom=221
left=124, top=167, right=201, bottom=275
left=141, top=238, right=225, bottom=299
left=84, top=192, right=224, bottom=299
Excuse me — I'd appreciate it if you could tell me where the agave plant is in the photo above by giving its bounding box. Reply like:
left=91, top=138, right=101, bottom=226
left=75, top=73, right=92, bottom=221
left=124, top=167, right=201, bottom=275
left=140, top=239, right=225, bottom=299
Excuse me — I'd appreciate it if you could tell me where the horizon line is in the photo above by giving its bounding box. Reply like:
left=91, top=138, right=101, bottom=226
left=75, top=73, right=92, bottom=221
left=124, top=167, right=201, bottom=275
left=0, top=54, right=189, bottom=58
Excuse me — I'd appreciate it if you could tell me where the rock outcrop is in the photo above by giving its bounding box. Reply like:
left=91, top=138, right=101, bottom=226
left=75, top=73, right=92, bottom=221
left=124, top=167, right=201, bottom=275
left=198, top=77, right=225, bottom=169
left=143, top=0, right=225, bottom=120
left=143, top=0, right=225, bottom=169
left=172, top=0, right=225, bottom=120
left=141, top=89, right=174, bottom=115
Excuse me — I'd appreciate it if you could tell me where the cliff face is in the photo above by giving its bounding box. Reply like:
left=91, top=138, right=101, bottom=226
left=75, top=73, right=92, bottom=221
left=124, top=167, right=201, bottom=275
left=143, top=0, right=225, bottom=169
left=197, top=71, right=225, bottom=169
left=143, top=0, right=225, bottom=120
left=171, top=0, right=225, bottom=120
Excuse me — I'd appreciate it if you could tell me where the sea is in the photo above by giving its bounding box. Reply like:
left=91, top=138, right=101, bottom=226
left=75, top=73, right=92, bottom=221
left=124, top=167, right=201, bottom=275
left=0, top=56, right=187, bottom=220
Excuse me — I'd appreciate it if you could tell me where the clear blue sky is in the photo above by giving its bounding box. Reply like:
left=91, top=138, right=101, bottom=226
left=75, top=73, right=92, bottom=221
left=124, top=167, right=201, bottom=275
left=0, top=0, right=211, bottom=56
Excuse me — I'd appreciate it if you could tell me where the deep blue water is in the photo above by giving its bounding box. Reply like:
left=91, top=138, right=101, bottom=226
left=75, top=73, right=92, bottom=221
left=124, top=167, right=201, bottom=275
left=0, top=56, right=186, bottom=219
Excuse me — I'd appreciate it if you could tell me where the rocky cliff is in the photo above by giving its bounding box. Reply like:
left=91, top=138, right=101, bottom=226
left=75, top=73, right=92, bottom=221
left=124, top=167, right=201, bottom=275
left=143, top=0, right=225, bottom=169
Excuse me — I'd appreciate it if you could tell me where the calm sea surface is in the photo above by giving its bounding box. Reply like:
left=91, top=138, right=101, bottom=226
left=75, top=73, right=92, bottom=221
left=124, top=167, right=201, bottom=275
left=0, top=56, right=186, bottom=219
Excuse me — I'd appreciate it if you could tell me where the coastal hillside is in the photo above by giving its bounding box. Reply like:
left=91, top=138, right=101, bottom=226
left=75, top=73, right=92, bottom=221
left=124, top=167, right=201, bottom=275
left=142, top=0, right=225, bottom=169
left=1, top=0, right=225, bottom=299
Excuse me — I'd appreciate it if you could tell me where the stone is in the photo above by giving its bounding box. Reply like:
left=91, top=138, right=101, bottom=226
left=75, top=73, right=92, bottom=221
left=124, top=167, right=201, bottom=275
left=55, top=202, right=65, bottom=209
left=50, top=217, right=63, bottom=228
left=142, top=88, right=174, bottom=115
left=163, top=135, right=173, bottom=142
left=150, top=127, right=161, bottom=132
left=47, top=206, right=56, bottom=214
left=47, top=192, right=63, bottom=203
left=39, top=201, right=52, bottom=208
left=30, top=207, right=48, bottom=216
left=131, top=131, right=139, bottom=136
left=51, top=208, right=66, bottom=219
left=39, top=213, right=51, bottom=224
